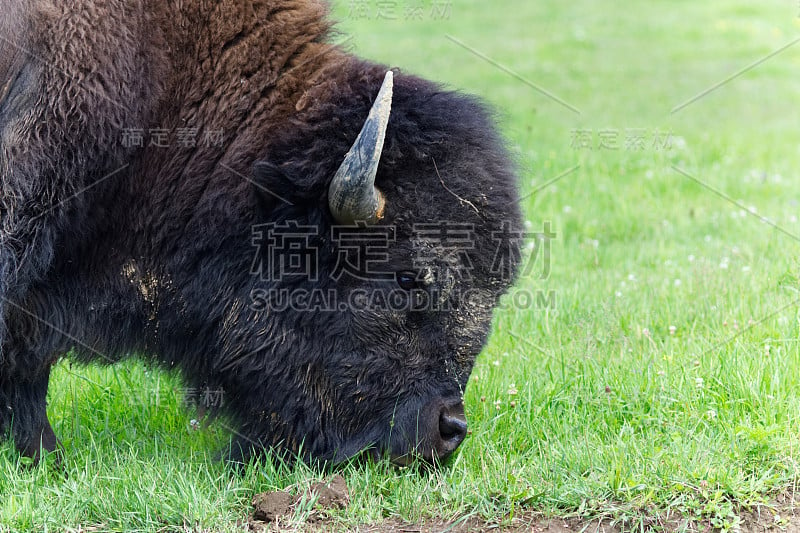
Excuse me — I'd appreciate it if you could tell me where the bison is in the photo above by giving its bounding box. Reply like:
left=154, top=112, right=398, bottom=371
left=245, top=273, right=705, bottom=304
left=0, top=0, right=522, bottom=464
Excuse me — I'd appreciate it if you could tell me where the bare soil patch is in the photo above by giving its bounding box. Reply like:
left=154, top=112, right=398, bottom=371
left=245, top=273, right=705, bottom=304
left=247, top=477, right=800, bottom=532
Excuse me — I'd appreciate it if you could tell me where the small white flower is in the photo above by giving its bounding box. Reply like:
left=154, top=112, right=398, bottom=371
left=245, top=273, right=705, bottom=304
left=669, top=325, right=677, bottom=335
left=695, top=377, right=704, bottom=389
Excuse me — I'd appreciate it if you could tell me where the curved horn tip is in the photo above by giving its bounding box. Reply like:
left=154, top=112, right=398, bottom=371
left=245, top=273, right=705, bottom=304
left=373, top=71, right=394, bottom=115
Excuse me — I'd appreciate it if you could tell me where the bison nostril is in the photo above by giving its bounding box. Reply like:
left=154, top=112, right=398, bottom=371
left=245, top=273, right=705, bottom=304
left=438, top=405, right=468, bottom=445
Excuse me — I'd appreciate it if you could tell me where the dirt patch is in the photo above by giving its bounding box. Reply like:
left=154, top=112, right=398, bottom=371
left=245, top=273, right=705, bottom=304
left=327, top=516, right=619, bottom=533
left=307, top=475, right=349, bottom=510
left=298, top=510, right=800, bottom=532
left=252, top=491, right=295, bottom=523
left=248, top=482, right=800, bottom=532
left=249, top=475, right=350, bottom=531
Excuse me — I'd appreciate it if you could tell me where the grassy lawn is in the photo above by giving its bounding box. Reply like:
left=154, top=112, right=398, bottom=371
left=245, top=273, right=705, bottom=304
left=3, top=0, right=800, bottom=531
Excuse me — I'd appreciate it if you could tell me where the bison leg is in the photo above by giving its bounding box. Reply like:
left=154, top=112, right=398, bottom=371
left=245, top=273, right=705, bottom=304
left=0, top=367, right=59, bottom=461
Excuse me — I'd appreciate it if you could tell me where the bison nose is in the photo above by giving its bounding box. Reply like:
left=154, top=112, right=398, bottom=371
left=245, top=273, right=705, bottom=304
left=436, top=402, right=468, bottom=456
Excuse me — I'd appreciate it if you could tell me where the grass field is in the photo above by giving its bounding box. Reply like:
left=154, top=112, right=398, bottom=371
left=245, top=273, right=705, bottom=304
left=3, top=0, right=800, bottom=531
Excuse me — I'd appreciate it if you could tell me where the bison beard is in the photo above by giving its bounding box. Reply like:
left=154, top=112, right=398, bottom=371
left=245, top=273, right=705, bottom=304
left=0, top=0, right=522, bottom=465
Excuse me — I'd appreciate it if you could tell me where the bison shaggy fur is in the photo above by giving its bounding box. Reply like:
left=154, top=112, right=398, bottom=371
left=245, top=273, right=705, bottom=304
left=0, top=0, right=522, bottom=464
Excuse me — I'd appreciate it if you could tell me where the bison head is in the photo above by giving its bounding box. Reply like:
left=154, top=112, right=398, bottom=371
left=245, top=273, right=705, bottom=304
left=223, top=66, right=522, bottom=465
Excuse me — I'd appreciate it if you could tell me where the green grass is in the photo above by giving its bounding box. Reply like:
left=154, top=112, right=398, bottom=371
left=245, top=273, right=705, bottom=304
left=4, top=0, right=800, bottom=531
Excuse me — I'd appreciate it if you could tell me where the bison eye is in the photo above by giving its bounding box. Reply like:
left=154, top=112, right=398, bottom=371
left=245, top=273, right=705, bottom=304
left=396, top=271, right=419, bottom=290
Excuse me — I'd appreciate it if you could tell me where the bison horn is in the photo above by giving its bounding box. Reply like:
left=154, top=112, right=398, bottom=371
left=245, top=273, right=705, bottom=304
left=328, top=71, right=393, bottom=225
